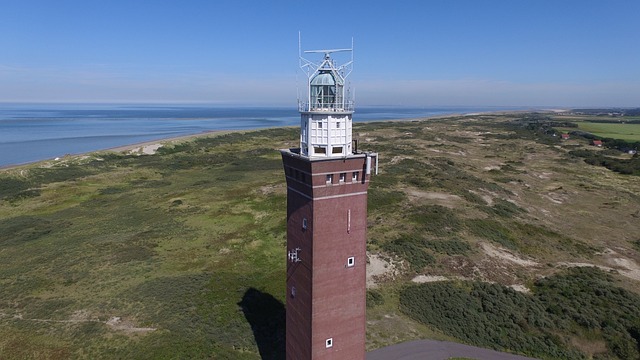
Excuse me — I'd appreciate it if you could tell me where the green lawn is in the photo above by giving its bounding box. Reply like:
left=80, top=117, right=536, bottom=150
left=573, top=122, right=640, bottom=141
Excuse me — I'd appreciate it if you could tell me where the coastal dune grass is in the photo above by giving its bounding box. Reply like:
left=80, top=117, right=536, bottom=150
left=2, top=115, right=640, bottom=359
left=0, top=129, right=294, bottom=359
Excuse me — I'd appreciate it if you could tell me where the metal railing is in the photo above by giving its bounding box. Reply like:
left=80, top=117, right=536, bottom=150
left=298, top=100, right=354, bottom=112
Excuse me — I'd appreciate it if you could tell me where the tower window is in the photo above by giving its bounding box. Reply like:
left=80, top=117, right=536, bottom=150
left=332, top=146, right=343, bottom=154
left=352, top=171, right=359, bottom=182
left=291, top=286, right=296, bottom=298
left=325, top=338, right=333, bottom=348
left=339, top=173, right=346, bottom=183
left=318, top=122, right=323, bottom=129
left=336, top=122, right=341, bottom=128
left=347, top=257, right=355, bottom=267
left=314, top=146, right=326, bottom=155
left=326, top=174, right=333, bottom=184
left=302, top=218, right=307, bottom=230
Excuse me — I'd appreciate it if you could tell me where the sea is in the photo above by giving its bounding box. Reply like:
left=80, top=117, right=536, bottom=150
left=0, top=103, right=524, bottom=168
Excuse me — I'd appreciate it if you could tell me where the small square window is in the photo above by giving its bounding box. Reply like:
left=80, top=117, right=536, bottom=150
left=352, top=171, right=359, bottom=182
left=347, top=257, right=355, bottom=267
left=326, top=174, right=333, bottom=184
left=336, top=122, right=341, bottom=128
left=318, top=122, right=323, bottom=129
left=339, top=173, right=346, bottom=183
left=325, top=338, right=333, bottom=348
left=302, top=218, right=307, bottom=230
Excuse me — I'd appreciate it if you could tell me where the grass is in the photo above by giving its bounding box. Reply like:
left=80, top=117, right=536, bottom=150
left=569, top=122, right=640, bottom=141
left=0, top=129, right=292, bottom=359
left=2, top=114, right=640, bottom=359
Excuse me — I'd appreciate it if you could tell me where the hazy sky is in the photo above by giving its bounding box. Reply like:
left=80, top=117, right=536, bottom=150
left=1, top=0, right=639, bottom=107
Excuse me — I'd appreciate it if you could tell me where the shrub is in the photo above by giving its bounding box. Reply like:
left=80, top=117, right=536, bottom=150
left=0, top=177, right=33, bottom=200
left=410, top=205, right=461, bottom=236
left=368, top=189, right=406, bottom=209
left=482, top=199, right=525, bottom=218
left=399, top=281, right=581, bottom=359
left=424, top=239, right=471, bottom=256
left=366, top=290, right=385, bottom=308
left=533, top=267, right=640, bottom=359
left=382, top=236, right=435, bottom=271
left=465, top=219, right=518, bottom=249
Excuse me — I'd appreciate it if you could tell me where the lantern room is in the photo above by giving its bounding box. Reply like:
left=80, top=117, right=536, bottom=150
left=298, top=46, right=354, bottom=158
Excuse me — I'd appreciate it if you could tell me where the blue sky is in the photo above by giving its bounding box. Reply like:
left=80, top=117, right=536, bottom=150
left=1, top=0, right=639, bottom=107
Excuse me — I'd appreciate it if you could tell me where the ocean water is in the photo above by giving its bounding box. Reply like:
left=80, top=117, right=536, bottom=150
left=0, top=104, right=518, bottom=167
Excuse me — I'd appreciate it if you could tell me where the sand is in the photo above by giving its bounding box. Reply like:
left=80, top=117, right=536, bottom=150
left=0, top=130, right=230, bottom=171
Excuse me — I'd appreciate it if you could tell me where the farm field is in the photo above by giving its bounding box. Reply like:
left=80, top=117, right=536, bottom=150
left=569, top=122, right=640, bottom=141
left=1, top=113, right=640, bottom=359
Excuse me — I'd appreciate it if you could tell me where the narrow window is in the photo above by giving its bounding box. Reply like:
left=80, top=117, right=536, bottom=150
left=326, top=174, right=333, bottom=184
left=347, top=257, right=355, bottom=267
left=325, top=338, right=333, bottom=348
left=352, top=171, right=359, bottom=182
left=302, top=218, right=307, bottom=230
left=291, top=286, right=296, bottom=298
left=339, top=172, right=346, bottom=183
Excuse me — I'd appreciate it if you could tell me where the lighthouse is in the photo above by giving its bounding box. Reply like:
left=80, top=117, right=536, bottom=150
left=281, top=42, right=377, bottom=359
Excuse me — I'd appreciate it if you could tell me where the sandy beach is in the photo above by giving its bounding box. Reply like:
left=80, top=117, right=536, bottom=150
left=0, top=129, right=232, bottom=171
left=0, top=109, right=559, bottom=172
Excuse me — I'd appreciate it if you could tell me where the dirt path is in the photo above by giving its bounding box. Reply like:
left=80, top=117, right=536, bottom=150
left=367, top=339, right=539, bottom=360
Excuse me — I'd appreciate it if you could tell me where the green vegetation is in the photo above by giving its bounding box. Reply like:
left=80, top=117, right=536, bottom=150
left=410, top=205, right=462, bottom=237
left=401, top=267, right=640, bottom=359
left=400, top=280, right=583, bottom=359
left=366, top=289, right=385, bottom=308
left=568, top=122, right=640, bottom=142
left=0, top=128, right=295, bottom=359
left=2, top=113, right=640, bottom=359
left=569, top=149, right=640, bottom=175
left=382, top=235, right=436, bottom=271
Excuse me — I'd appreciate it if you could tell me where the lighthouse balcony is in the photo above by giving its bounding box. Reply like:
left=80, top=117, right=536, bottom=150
left=299, top=101, right=354, bottom=113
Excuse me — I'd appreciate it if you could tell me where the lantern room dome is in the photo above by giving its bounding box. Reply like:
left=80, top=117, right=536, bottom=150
left=310, top=72, right=336, bottom=86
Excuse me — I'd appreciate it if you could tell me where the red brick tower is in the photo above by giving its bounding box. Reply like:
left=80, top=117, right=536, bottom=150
left=281, top=44, right=377, bottom=359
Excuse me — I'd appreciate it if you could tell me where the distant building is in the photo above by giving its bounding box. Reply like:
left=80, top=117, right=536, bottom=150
left=561, top=134, right=570, bottom=140
left=592, top=140, right=603, bottom=147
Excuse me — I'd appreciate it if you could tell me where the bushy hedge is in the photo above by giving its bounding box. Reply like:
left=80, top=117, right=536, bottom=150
left=534, top=267, right=640, bottom=359
left=382, top=236, right=435, bottom=271
left=400, top=281, right=579, bottom=359
left=569, top=150, right=640, bottom=175
left=399, top=267, right=640, bottom=359
left=409, top=205, right=462, bottom=236
left=366, top=289, right=385, bottom=308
